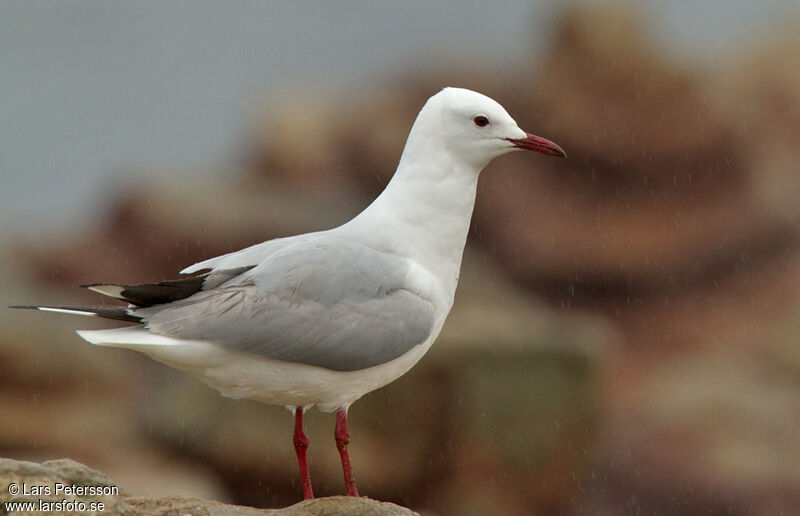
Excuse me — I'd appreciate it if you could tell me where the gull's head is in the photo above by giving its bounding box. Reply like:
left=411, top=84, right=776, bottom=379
left=415, top=87, right=566, bottom=169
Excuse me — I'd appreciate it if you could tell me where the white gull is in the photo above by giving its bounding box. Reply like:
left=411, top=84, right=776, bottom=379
left=15, top=87, right=565, bottom=499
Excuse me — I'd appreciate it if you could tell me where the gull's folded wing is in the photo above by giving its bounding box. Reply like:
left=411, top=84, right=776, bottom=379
left=140, top=238, right=436, bottom=372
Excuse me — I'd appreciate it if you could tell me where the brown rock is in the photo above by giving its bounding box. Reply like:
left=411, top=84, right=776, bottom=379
left=705, top=21, right=800, bottom=228
left=579, top=349, right=800, bottom=515
left=473, top=3, right=799, bottom=302
left=0, top=458, right=418, bottom=515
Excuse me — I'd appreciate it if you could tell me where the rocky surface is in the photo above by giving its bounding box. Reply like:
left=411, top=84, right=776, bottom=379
left=0, top=458, right=417, bottom=515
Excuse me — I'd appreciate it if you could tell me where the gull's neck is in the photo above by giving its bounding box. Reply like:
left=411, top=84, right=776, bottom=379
left=347, top=113, right=482, bottom=305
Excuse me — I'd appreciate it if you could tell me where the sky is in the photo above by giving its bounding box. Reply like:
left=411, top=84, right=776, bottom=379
left=1, top=0, right=798, bottom=238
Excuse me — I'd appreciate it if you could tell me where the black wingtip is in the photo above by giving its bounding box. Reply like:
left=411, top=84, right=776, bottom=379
left=9, top=305, right=38, bottom=310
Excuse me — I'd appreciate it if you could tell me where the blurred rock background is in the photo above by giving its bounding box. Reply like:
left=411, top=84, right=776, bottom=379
left=2, top=2, right=800, bottom=515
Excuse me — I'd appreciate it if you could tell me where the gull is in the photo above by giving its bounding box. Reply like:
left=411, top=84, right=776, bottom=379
left=14, top=87, right=565, bottom=500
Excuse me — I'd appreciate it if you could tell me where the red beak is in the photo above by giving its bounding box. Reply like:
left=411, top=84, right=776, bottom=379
left=505, top=133, right=566, bottom=158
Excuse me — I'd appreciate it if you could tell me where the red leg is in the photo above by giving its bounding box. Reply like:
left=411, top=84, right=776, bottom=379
left=335, top=408, right=359, bottom=497
left=293, top=407, right=314, bottom=499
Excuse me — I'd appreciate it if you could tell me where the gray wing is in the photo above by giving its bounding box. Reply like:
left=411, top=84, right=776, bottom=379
left=138, top=239, right=435, bottom=372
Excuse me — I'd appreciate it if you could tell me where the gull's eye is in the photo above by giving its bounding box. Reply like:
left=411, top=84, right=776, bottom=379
left=473, top=115, right=489, bottom=127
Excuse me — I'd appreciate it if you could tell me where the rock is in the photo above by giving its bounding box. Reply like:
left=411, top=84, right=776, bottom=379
left=704, top=21, right=800, bottom=229
left=472, top=3, right=799, bottom=302
left=0, top=458, right=132, bottom=514
left=578, top=348, right=800, bottom=515
left=0, top=457, right=417, bottom=515
left=127, top=496, right=417, bottom=516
